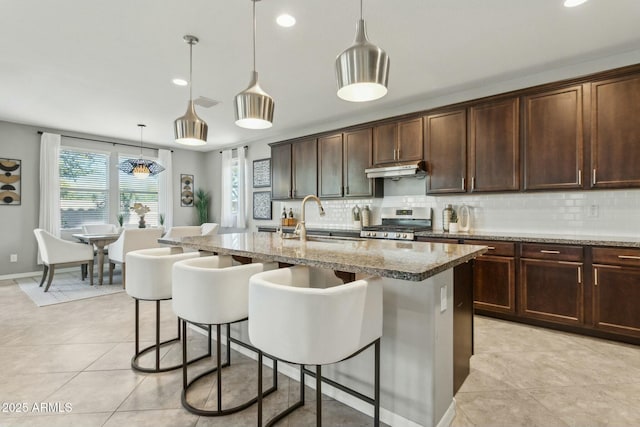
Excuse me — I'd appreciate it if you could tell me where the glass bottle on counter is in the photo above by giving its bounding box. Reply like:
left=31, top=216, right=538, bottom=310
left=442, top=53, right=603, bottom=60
left=288, top=208, right=294, bottom=218
left=282, top=207, right=287, bottom=219
left=442, top=204, right=453, bottom=232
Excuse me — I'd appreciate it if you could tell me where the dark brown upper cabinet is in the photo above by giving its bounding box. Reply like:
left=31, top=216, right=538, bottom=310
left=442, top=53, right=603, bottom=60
left=271, top=143, right=292, bottom=200
left=344, top=128, right=380, bottom=197
left=318, top=129, right=381, bottom=199
left=318, top=133, right=344, bottom=198
left=373, top=117, right=423, bottom=165
left=291, top=138, right=317, bottom=199
left=469, top=98, right=520, bottom=192
left=425, top=109, right=467, bottom=194
left=522, top=85, right=584, bottom=191
left=590, top=74, right=640, bottom=188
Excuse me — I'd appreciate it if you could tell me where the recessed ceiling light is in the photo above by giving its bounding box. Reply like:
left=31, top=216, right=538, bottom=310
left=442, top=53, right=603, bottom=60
left=563, top=0, right=589, bottom=7
left=276, top=14, right=296, bottom=27
left=172, top=78, right=188, bottom=86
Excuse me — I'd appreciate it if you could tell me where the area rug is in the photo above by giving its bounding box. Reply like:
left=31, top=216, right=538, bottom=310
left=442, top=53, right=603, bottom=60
left=17, top=271, right=124, bottom=307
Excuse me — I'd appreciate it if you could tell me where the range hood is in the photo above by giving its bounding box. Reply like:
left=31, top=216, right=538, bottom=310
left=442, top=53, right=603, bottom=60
left=365, top=160, right=427, bottom=179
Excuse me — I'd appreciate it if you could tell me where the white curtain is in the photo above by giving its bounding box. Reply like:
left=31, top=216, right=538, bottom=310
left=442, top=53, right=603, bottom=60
left=157, top=149, right=173, bottom=230
left=220, top=149, right=234, bottom=227
left=38, top=133, right=61, bottom=237
left=236, top=146, right=247, bottom=229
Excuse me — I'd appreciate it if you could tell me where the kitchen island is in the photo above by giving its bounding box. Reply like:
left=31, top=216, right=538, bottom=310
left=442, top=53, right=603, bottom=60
left=160, top=232, right=487, bottom=427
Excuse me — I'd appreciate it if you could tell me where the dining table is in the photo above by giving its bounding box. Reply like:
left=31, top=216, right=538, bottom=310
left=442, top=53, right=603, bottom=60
left=72, top=233, right=121, bottom=285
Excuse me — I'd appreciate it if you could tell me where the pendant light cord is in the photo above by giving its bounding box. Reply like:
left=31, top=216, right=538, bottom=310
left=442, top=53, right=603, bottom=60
left=189, top=40, right=193, bottom=101
left=138, top=124, right=146, bottom=156
left=252, top=0, right=257, bottom=73
left=360, top=0, right=363, bottom=20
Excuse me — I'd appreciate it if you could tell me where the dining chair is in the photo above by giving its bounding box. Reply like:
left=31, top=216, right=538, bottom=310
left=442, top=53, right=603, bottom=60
left=33, top=229, right=95, bottom=292
left=81, top=223, right=119, bottom=234
left=108, top=228, right=163, bottom=288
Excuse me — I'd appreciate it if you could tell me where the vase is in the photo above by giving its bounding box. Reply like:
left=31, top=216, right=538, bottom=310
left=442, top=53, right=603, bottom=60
left=138, top=216, right=146, bottom=229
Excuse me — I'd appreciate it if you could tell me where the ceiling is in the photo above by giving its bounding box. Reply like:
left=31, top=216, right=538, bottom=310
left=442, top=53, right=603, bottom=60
left=1, top=0, right=639, bottom=151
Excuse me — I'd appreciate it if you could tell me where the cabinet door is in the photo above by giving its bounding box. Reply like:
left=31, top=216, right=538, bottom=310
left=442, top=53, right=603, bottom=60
left=318, top=134, right=344, bottom=198
left=292, top=138, right=317, bottom=199
left=523, top=85, right=584, bottom=190
left=271, top=143, right=292, bottom=200
left=591, top=74, right=640, bottom=188
left=474, top=255, right=516, bottom=314
left=469, top=98, right=519, bottom=192
left=425, top=109, right=467, bottom=194
left=372, top=122, right=397, bottom=165
left=344, top=128, right=375, bottom=197
left=520, top=258, right=583, bottom=325
left=397, top=117, right=423, bottom=162
left=593, top=265, right=640, bottom=337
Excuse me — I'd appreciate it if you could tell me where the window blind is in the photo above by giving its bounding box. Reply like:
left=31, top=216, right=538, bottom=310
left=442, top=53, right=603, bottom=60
left=59, top=148, right=110, bottom=229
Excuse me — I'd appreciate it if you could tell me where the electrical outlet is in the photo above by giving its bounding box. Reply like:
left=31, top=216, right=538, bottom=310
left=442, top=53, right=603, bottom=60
left=589, top=204, right=599, bottom=218
left=10, top=254, right=17, bottom=263
left=440, top=285, right=447, bottom=312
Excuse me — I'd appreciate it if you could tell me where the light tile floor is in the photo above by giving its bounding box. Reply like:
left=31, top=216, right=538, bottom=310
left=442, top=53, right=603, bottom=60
left=1, top=274, right=640, bottom=426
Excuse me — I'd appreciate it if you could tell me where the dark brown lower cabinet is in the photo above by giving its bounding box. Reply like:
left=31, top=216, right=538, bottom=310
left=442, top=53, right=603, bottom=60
left=592, top=247, right=640, bottom=338
left=520, top=258, right=583, bottom=325
left=466, top=240, right=516, bottom=314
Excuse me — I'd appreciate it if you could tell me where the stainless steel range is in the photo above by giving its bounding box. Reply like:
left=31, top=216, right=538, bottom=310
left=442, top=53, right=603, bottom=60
left=360, top=207, right=432, bottom=241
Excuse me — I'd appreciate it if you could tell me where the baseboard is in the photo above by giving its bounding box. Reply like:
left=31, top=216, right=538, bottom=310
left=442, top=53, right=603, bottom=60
left=437, top=399, right=456, bottom=427
left=188, top=324, right=431, bottom=427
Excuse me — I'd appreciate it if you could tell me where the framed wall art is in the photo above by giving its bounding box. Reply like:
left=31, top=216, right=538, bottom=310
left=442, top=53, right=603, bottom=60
left=252, top=158, right=271, bottom=188
left=180, top=174, right=194, bottom=207
left=0, top=158, right=21, bottom=205
left=253, top=191, right=272, bottom=220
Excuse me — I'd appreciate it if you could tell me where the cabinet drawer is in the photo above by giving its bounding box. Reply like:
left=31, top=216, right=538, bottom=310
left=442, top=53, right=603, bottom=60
left=521, top=243, right=583, bottom=261
left=416, top=237, right=460, bottom=244
left=464, top=240, right=514, bottom=257
left=593, top=247, right=640, bottom=267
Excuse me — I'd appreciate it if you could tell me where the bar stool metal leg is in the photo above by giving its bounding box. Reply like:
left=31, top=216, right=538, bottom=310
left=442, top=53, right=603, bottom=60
left=131, top=298, right=211, bottom=373
left=181, top=319, right=278, bottom=417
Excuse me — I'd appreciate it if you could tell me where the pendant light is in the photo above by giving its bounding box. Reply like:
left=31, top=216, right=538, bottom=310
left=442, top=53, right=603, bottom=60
left=119, top=124, right=165, bottom=179
left=174, top=35, right=208, bottom=145
left=335, top=0, right=390, bottom=102
left=234, top=0, right=274, bottom=129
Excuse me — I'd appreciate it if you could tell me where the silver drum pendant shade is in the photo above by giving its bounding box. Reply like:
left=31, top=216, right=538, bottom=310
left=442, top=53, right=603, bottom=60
left=174, top=35, right=208, bottom=146
left=235, top=71, right=274, bottom=129
left=336, top=19, right=389, bottom=102
left=174, top=100, right=208, bottom=146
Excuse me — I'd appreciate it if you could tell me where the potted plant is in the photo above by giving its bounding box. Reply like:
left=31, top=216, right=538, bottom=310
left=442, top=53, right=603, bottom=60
left=194, top=189, right=210, bottom=225
left=117, top=213, right=124, bottom=229
left=448, top=209, right=459, bottom=233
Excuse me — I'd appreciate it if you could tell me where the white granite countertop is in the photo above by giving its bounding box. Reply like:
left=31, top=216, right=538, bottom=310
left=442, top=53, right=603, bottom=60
left=160, top=232, right=487, bottom=282
left=415, top=230, right=640, bottom=248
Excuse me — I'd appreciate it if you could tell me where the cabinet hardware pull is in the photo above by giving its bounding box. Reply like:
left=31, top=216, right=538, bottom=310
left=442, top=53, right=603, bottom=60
left=397, top=148, right=401, bottom=159
left=487, top=246, right=496, bottom=250
left=594, top=267, right=598, bottom=286
left=393, top=149, right=397, bottom=160
left=540, top=250, right=560, bottom=254
left=618, top=255, right=640, bottom=260
left=592, top=168, right=597, bottom=184
left=471, top=176, right=475, bottom=191
left=461, top=177, right=465, bottom=190
left=578, top=169, right=582, bottom=186
left=345, top=185, right=349, bottom=194
left=577, top=266, right=582, bottom=284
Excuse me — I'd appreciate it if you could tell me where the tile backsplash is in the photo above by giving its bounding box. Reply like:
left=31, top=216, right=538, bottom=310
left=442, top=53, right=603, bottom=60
left=265, top=188, right=640, bottom=237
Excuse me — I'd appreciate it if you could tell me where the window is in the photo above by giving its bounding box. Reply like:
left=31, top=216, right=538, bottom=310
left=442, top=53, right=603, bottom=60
left=118, top=155, right=159, bottom=227
left=59, top=148, right=110, bottom=229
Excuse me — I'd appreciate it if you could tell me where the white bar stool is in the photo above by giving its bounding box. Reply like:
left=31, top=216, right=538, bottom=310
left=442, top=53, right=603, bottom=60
left=249, top=265, right=383, bottom=427
left=172, top=256, right=279, bottom=417
left=126, top=247, right=206, bottom=373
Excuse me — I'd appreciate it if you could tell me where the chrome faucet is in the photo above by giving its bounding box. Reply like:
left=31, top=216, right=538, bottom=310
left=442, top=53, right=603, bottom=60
left=294, top=195, right=326, bottom=241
